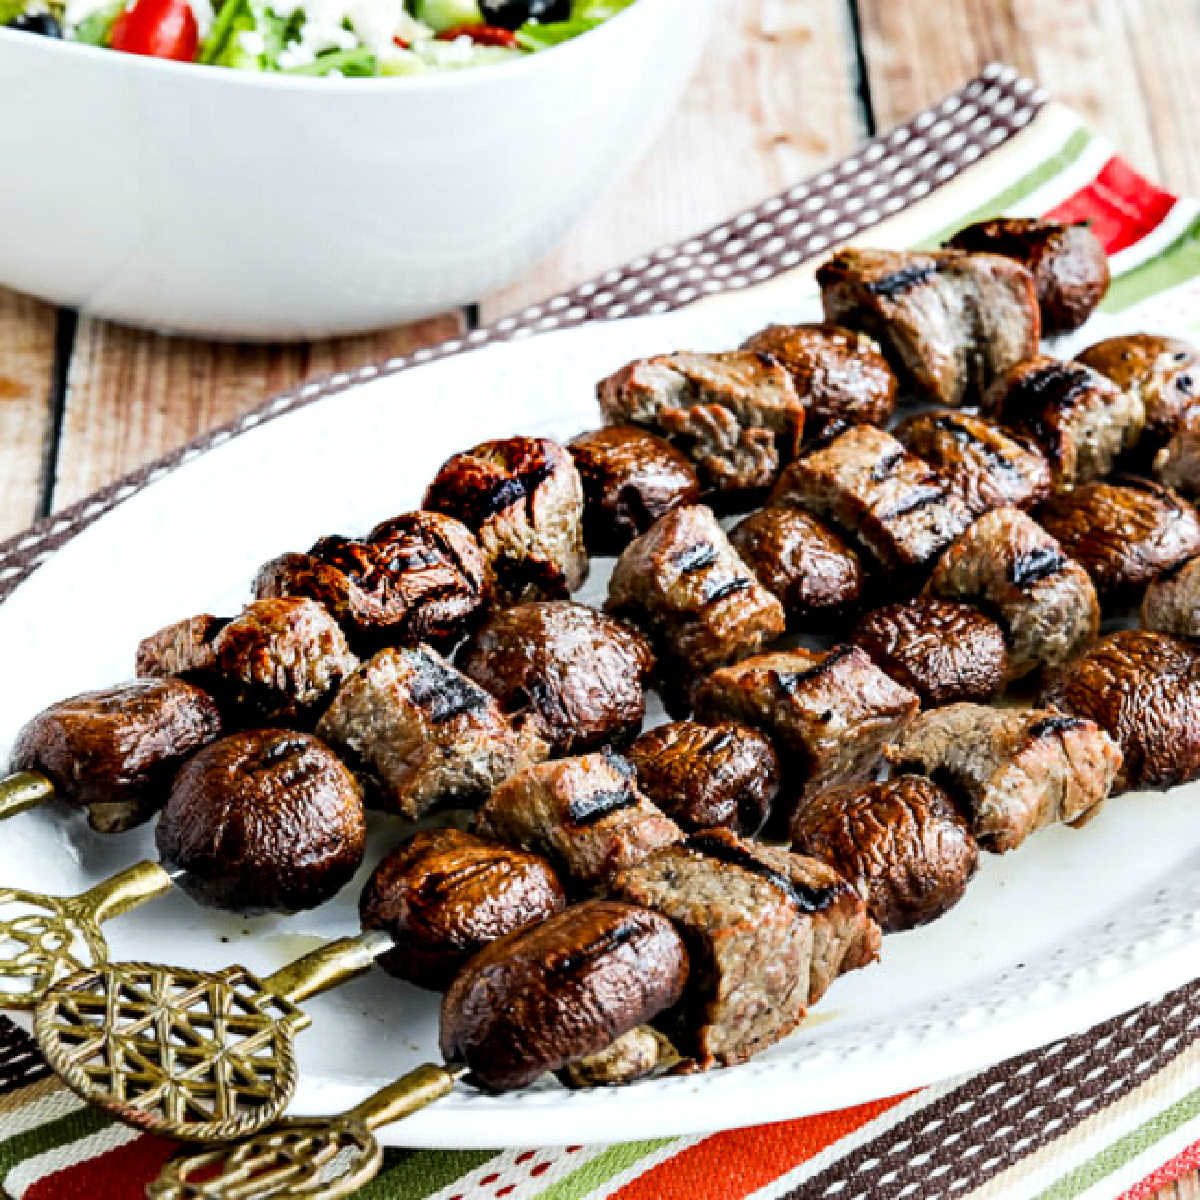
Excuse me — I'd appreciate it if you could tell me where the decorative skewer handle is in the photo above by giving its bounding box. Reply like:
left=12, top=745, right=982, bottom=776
left=76, top=861, right=176, bottom=924
left=262, top=930, right=395, bottom=1005
left=346, top=1062, right=465, bottom=1132
left=0, top=771, right=54, bottom=821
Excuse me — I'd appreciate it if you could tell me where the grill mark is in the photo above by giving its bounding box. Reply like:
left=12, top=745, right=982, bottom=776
left=685, top=834, right=834, bottom=914
left=870, top=448, right=906, bottom=482
left=773, top=645, right=857, bottom=697
left=408, top=653, right=487, bottom=722
left=568, top=783, right=637, bottom=826
left=415, top=859, right=502, bottom=901
left=1028, top=714, right=1088, bottom=739
left=928, top=414, right=1023, bottom=481
left=551, top=917, right=641, bottom=975
left=865, top=263, right=937, bottom=298
left=1009, top=546, right=1068, bottom=586
left=704, top=577, right=752, bottom=605
left=875, top=485, right=946, bottom=522
left=671, top=543, right=718, bottom=574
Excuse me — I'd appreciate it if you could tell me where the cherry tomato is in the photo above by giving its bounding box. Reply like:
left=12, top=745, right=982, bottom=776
left=110, top=0, right=199, bottom=61
left=435, top=23, right=519, bottom=47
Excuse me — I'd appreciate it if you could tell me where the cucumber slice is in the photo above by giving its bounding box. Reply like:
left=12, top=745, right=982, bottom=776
left=413, top=0, right=483, bottom=32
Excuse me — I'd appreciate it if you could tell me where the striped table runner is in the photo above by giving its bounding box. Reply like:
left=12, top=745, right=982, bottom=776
left=1, top=64, right=1198, bottom=1200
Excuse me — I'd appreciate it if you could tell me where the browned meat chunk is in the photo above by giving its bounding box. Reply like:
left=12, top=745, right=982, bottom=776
left=606, top=505, right=785, bottom=684
left=441, top=900, right=689, bottom=1092
left=1155, top=411, right=1200, bottom=496
left=1142, top=555, right=1200, bottom=639
left=457, top=601, right=655, bottom=756
left=926, top=506, right=1099, bottom=680
left=204, top=597, right=357, bottom=725
left=10, top=679, right=222, bottom=834
left=768, top=425, right=973, bottom=579
left=1038, top=479, right=1200, bottom=602
left=983, top=356, right=1145, bottom=491
left=893, top=410, right=1051, bottom=515
left=609, top=829, right=879, bottom=1067
left=626, top=720, right=780, bottom=836
left=816, top=248, right=1039, bottom=407
left=316, top=645, right=546, bottom=819
left=567, top=426, right=702, bottom=553
left=156, top=730, right=366, bottom=913
left=1039, top=630, right=1200, bottom=792
left=476, top=751, right=682, bottom=891
left=254, top=511, right=486, bottom=652
left=728, top=507, right=864, bottom=626
left=596, top=350, right=805, bottom=494
left=740, top=324, right=897, bottom=438
left=888, top=704, right=1121, bottom=852
left=557, top=1025, right=677, bottom=1088
left=692, top=647, right=919, bottom=808
left=947, top=218, right=1109, bottom=333
left=424, top=436, right=587, bottom=606
left=1078, top=334, right=1200, bottom=463
left=135, top=614, right=227, bottom=679
left=851, top=596, right=1007, bottom=707
left=791, top=775, right=978, bottom=932
left=359, top=828, right=566, bottom=992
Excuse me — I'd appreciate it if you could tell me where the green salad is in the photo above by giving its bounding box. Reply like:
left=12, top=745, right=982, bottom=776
left=2, top=0, right=635, bottom=76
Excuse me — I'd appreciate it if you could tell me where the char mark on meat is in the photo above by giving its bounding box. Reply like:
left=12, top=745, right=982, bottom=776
left=866, top=263, right=938, bottom=296
left=568, top=784, right=638, bottom=826
left=408, top=652, right=488, bottom=723
left=685, top=833, right=835, bottom=913
left=1010, top=547, right=1068, bottom=586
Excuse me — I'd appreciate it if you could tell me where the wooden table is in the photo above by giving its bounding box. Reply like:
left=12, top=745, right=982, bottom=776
left=1, top=2, right=1197, bottom=1194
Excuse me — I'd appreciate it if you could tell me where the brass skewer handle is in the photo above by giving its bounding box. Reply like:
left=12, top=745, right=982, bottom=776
left=0, top=770, right=55, bottom=821
left=146, top=1063, right=465, bottom=1200
left=0, top=861, right=175, bottom=1009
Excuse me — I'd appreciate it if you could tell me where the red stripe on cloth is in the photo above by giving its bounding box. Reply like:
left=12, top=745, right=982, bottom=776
left=24, top=1135, right=179, bottom=1200
left=608, top=1092, right=912, bottom=1200
left=1117, top=1139, right=1200, bottom=1200
left=1043, top=156, right=1176, bottom=254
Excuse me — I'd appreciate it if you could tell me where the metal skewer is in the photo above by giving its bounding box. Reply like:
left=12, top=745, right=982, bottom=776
left=0, top=770, right=57, bottom=821
left=146, top=1064, right=467, bottom=1200
left=35, top=931, right=398, bottom=1143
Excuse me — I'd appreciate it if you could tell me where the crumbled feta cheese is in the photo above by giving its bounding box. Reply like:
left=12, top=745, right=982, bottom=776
left=237, top=28, right=266, bottom=54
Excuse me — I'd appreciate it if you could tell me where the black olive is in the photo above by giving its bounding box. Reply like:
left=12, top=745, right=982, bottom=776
left=479, top=0, right=572, bottom=30
left=7, top=11, right=62, bottom=35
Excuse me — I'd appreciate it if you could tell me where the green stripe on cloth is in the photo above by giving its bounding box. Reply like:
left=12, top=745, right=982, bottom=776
left=1103, top=211, right=1200, bottom=312
left=1033, top=1085, right=1200, bottom=1200
left=355, top=1147, right=497, bottom=1199
left=916, top=127, right=1094, bottom=248
left=538, top=1139, right=677, bottom=1200
left=0, top=1105, right=111, bottom=1179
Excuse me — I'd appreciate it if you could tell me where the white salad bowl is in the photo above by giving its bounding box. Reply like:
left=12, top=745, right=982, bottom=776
left=0, top=0, right=713, bottom=340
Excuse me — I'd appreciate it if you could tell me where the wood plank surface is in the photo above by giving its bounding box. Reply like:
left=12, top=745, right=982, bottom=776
left=49, top=312, right=463, bottom=510
left=0, top=289, right=57, bottom=539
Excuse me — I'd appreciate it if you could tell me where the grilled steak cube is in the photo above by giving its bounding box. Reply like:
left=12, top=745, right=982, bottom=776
left=596, top=350, right=805, bottom=494
left=211, top=598, right=357, bottom=725
left=254, top=511, right=487, bottom=652
left=947, top=217, right=1109, bottom=333
left=728, top=507, right=864, bottom=626
left=609, top=829, right=879, bottom=1067
left=136, top=614, right=227, bottom=680
left=888, top=704, right=1121, bottom=852
left=441, top=900, right=689, bottom=1093
left=457, top=601, right=655, bottom=756
left=626, top=720, right=780, bottom=836
left=606, top=504, right=785, bottom=683
left=1155, top=411, right=1200, bottom=497
left=791, top=775, right=978, bottom=932
left=10, top=679, right=221, bottom=834
left=424, top=436, right=587, bottom=606
left=1039, top=630, right=1200, bottom=792
left=476, top=751, right=683, bottom=891
left=316, top=644, right=546, bottom=819
left=692, top=647, right=919, bottom=807
left=1077, top=334, right=1200, bottom=463
left=816, top=248, right=1039, bottom=407
left=926, top=506, right=1099, bottom=680
left=768, top=425, right=973, bottom=578
left=851, top=596, right=1007, bottom=707
left=359, top=828, right=566, bottom=992
left=893, top=410, right=1051, bottom=516
left=983, top=356, right=1145, bottom=491
left=740, top=323, right=897, bottom=438
left=568, top=426, right=702, bottom=554
left=1038, top=478, right=1200, bottom=602
left=1142, top=554, right=1200, bottom=639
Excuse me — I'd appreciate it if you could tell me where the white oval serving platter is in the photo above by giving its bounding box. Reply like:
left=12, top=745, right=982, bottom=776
left=0, top=291, right=1198, bottom=1148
